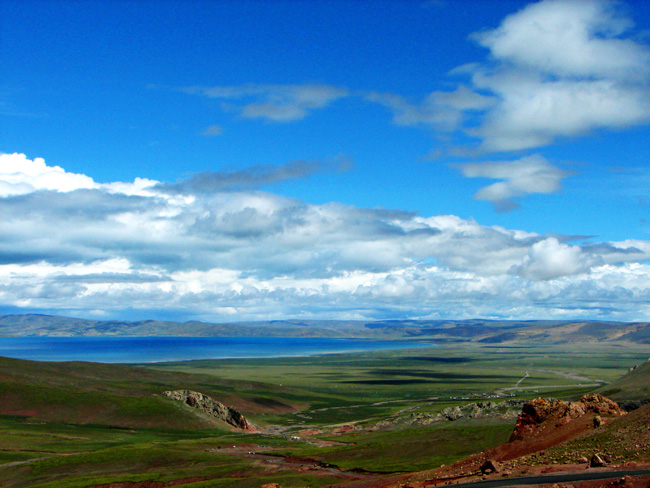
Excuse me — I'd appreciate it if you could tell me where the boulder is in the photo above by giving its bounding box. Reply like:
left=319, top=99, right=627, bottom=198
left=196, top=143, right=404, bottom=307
left=480, top=459, right=500, bottom=474
left=591, top=454, right=606, bottom=467
left=590, top=453, right=607, bottom=468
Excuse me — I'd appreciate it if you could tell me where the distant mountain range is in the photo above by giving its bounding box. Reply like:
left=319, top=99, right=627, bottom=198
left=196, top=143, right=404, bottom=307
left=1, top=314, right=650, bottom=345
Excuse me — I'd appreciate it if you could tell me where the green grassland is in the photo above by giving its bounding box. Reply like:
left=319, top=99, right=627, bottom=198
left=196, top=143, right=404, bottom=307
left=275, top=421, right=515, bottom=473
left=1, top=342, right=649, bottom=487
left=150, top=343, right=649, bottom=425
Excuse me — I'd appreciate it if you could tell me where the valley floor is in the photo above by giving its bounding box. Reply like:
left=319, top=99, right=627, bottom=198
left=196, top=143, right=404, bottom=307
left=1, top=342, right=649, bottom=487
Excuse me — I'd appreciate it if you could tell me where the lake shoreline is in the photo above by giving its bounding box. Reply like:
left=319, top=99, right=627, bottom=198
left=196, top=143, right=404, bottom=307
left=0, top=335, right=434, bottom=364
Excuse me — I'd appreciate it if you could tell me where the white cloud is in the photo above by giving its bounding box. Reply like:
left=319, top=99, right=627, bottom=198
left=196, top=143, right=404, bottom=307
left=3, top=154, right=650, bottom=321
left=367, top=85, right=495, bottom=131
left=0, top=152, right=98, bottom=196
left=514, top=237, right=600, bottom=280
left=471, top=70, right=650, bottom=152
left=472, top=0, right=650, bottom=81
left=469, top=0, right=650, bottom=152
left=183, top=83, right=349, bottom=122
left=454, top=154, right=572, bottom=211
left=368, top=0, right=650, bottom=154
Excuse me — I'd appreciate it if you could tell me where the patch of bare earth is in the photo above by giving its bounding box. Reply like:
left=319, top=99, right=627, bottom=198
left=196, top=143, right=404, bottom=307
left=84, top=477, right=207, bottom=488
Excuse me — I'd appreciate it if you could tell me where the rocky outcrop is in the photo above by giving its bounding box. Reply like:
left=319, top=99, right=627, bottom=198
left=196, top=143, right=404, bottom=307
left=510, top=394, right=624, bottom=442
left=441, top=405, right=463, bottom=421
left=428, top=400, right=524, bottom=423
left=373, top=399, right=525, bottom=430
left=580, top=393, right=626, bottom=415
left=162, top=390, right=255, bottom=431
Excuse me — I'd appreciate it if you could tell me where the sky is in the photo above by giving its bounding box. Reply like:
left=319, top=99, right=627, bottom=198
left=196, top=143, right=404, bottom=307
left=1, top=0, right=650, bottom=323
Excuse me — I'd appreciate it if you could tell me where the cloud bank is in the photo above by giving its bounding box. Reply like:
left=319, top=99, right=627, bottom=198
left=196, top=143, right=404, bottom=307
left=2, top=152, right=650, bottom=322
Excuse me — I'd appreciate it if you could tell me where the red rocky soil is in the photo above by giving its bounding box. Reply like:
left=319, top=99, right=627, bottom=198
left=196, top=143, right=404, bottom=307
left=231, top=394, right=650, bottom=488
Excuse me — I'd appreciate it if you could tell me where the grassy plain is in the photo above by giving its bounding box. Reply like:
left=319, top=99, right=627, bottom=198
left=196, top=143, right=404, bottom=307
left=1, top=342, right=648, bottom=487
left=150, top=343, right=648, bottom=424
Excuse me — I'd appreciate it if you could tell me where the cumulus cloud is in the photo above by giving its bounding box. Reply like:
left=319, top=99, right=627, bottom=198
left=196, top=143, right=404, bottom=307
left=0, top=152, right=98, bottom=196
left=469, top=0, right=650, bottom=152
left=368, top=0, right=650, bottom=153
left=183, top=83, right=349, bottom=122
left=471, top=70, right=650, bottom=152
left=3, top=154, right=650, bottom=321
left=513, top=237, right=601, bottom=280
left=454, top=154, right=572, bottom=211
left=472, top=0, right=650, bottom=81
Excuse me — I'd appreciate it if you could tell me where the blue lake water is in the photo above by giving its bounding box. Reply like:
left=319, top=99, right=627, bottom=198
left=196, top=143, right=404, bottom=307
left=0, top=336, right=431, bottom=363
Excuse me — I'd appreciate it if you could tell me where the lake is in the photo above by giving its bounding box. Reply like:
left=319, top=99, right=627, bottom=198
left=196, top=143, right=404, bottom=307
left=0, top=336, right=431, bottom=363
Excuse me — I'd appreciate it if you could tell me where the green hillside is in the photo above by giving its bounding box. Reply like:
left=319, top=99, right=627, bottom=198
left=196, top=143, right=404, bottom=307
left=598, top=358, right=650, bottom=401
left=0, top=356, right=295, bottom=429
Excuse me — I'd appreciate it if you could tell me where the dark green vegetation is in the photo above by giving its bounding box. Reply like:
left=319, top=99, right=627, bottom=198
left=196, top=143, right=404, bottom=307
left=275, top=422, right=514, bottom=473
left=0, top=417, right=339, bottom=488
left=1, top=340, right=649, bottom=487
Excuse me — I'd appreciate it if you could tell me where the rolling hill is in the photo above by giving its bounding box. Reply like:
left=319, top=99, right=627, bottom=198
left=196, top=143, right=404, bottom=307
left=2, top=314, right=650, bottom=346
left=0, top=356, right=295, bottom=430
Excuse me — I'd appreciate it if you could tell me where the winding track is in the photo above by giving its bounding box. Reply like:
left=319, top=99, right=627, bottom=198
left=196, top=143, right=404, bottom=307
left=494, top=369, right=608, bottom=397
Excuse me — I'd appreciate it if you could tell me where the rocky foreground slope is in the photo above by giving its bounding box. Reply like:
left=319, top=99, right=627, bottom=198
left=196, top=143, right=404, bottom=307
left=379, top=393, right=649, bottom=488
left=258, top=393, right=650, bottom=488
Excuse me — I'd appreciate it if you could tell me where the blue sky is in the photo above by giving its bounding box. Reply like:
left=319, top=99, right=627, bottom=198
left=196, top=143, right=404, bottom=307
left=1, top=0, right=650, bottom=322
